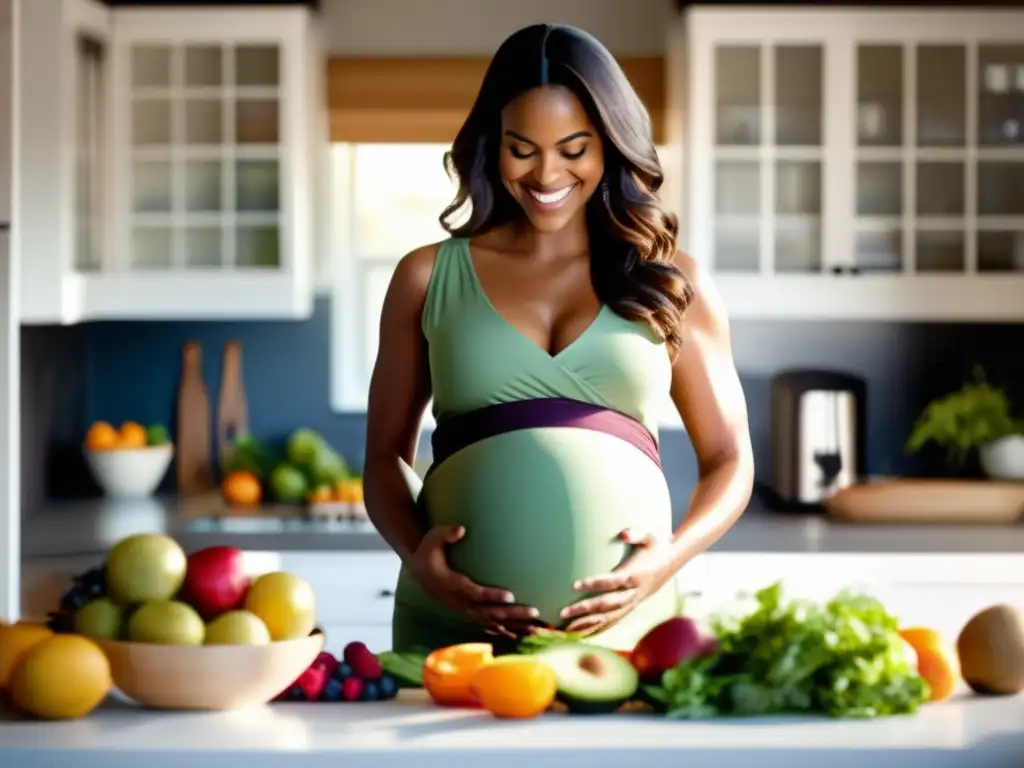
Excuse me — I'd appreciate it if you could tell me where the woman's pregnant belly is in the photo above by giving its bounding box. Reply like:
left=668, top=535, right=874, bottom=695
left=420, top=427, right=674, bottom=627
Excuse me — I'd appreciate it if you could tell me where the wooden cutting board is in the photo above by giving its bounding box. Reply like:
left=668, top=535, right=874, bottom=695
left=216, top=339, right=250, bottom=467
left=825, top=478, right=1024, bottom=524
left=176, top=341, right=215, bottom=495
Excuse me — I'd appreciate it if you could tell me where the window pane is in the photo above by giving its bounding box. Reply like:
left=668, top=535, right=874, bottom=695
left=351, top=143, right=459, bottom=257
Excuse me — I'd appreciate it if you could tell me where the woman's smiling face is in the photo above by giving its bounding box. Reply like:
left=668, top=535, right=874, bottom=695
left=499, top=85, right=605, bottom=234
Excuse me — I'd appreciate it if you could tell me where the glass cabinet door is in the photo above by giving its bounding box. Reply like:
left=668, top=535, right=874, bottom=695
left=128, top=41, right=282, bottom=271
left=854, top=40, right=1024, bottom=276
left=977, top=43, right=1024, bottom=274
left=712, top=43, right=824, bottom=275
left=854, top=45, right=906, bottom=273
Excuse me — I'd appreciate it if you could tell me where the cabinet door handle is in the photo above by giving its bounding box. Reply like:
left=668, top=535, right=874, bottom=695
left=377, top=588, right=395, bottom=598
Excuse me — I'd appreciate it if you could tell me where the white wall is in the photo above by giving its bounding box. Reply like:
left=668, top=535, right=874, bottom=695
left=320, top=0, right=674, bottom=55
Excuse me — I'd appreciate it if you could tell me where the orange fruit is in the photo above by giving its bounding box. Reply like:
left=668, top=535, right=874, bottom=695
left=0, top=622, right=54, bottom=690
left=900, top=626, right=960, bottom=702
left=221, top=470, right=262, bottom=507
left=470, top=655, right=558, bottom=719
left=307, top=485, right=332, bottom=504
left=84, top=421, right=119, bottom=452
left=423, top=643, right=495, bottom=707
left=9, top=634, right=111, bottom=719
left=118, top=421, right=148, bottom=449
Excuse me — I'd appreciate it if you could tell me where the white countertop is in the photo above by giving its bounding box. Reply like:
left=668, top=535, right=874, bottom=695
left=2, top=690, right=1023, bottom=767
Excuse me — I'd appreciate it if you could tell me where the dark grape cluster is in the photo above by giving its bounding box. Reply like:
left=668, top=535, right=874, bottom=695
left=46, top=565, right=106, bottom=633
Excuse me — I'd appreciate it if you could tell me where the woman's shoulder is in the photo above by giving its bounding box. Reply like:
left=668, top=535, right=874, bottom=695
left=671, top=249, right=730, bottom=338
left=390, top=238, right=465, bottom=296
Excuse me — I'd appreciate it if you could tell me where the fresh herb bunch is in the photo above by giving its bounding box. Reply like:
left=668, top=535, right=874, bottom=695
left=643, top=582, right=930, bottom=719
left=905, top=365, right=1021, bottom=468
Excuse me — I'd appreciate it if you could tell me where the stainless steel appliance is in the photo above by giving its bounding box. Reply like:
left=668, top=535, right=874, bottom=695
left=767, top=369, right=867, bottom=509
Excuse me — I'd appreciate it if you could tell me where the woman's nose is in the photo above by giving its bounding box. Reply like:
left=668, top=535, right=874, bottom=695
left=533, top=153, right=563, bottom=188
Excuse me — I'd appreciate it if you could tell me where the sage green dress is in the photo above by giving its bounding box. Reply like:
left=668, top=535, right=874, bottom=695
left=391, top=237, right=679, bottom=652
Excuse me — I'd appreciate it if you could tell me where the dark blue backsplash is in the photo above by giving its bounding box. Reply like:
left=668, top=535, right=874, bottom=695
left=27, top=296, right=1024, bottom=505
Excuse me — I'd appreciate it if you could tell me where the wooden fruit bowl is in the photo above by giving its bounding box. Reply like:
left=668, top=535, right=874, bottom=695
left=96, top=631, right=324, bottom=710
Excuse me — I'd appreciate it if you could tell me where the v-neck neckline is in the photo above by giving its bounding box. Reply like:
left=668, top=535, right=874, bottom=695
left=460, top=238, right=606, bottom=361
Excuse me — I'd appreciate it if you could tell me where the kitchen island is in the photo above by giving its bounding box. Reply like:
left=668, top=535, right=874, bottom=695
left=1, top=690, right=1023, bottom=767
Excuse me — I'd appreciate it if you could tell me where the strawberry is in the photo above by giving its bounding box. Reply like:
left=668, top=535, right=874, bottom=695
left=294, top=664, right=329, bottom=702
left=313, top=651, right=340, bottom=678
left=345, top=644, right=382, bottom=680
left=342, top=676, right=364, bottom=702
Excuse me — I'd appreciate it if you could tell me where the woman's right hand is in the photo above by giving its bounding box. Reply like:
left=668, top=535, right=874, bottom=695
left=407, top=525, right=540, bottom=638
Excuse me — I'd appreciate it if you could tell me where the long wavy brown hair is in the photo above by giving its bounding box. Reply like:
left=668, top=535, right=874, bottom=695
left=440, top=23, right=693, bottom=352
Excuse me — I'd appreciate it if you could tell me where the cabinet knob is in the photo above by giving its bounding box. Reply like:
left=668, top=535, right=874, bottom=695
left=377, top=588, right=395, bottom=598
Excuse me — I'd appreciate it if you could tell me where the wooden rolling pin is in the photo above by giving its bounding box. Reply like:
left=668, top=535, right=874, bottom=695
left=176, top=341, right=215, bottom=495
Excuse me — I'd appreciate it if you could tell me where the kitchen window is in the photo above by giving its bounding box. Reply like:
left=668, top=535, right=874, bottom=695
left=329, top=142, right=456, bottom=419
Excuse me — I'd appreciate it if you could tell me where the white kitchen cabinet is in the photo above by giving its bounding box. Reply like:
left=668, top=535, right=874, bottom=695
left=676, top=7, right=1024, bottom=321
left=16, top=1, right=324, bottom=324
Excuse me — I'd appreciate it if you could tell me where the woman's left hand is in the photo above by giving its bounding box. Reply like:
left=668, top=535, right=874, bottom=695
left=559, top=528, right=677, bottom=636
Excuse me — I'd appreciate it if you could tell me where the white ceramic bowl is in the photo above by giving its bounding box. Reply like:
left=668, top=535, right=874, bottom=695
left=980, top=435, right=1024, bottom=481
left=84, top=444, right=175, bottom=499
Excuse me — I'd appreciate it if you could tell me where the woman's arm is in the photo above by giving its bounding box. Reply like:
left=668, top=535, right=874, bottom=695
left=363, top=244, right=438, bottom=565
left=666, top=250, right=754, bottom=570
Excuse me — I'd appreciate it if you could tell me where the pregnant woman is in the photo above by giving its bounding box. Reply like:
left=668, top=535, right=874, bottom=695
left=364, top=24, right=754, bottom=653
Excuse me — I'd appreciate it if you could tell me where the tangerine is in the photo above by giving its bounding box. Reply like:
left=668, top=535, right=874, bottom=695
left=0, top=622, right=54, bottom=690
left=84, top=421, right=119, bottom=452
left=222, top=470, right=263, bottom=507
left=9, top=634, right=111, bottom=719
left=900, top=626, right=960, bottom=702
left=423, top=643, right=495, bottom=707
left=470, top=654, right=558, bottom=719
left=118, top=421, right=148, bottom=449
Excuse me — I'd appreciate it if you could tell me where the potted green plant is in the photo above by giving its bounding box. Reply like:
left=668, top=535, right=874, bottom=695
left=905, top=365, right=1024, bottom=480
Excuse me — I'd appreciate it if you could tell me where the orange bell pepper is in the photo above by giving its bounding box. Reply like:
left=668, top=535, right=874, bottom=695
left=422, top=643, right=495, bottom=707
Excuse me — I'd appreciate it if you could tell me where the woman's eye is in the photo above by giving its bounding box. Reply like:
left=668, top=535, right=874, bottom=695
left=509, top=145, right=534, bottom=159
left=562, top=147, right=586, bottom=161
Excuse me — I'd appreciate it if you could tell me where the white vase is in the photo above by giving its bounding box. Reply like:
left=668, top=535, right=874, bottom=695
left=979, top=435, right=1024, bottom=481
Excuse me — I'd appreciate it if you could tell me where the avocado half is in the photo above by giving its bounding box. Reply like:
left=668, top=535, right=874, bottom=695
left=536, top=643, right=639, bottom=714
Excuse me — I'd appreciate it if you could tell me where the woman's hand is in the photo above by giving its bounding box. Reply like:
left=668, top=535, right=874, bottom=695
left=559, top=528, right=677, bottom=636
left=408, top=525, right=541, bottom=639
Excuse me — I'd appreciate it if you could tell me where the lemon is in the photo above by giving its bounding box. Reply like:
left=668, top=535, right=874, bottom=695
left=244, top=572, right=316, bottom=641
left=10, top=635, right=111, bottom=719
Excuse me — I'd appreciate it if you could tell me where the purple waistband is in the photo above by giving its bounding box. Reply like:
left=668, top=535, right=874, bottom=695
left=428, top=398, right=661, bottom=474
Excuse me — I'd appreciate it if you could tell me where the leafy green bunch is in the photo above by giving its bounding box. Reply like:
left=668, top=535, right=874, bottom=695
left=644, top=583, right=930, bottom=719
left=905, top=365, right=1021, bottom=468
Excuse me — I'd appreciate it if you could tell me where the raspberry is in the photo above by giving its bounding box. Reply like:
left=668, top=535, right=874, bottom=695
left=342, top=641, right=368, bottom=666
left=313, top=651, right=340, bottom=678
left=343, top=642, right=382, bottom=680
left=294, top=665, right=329, bottom=702
left=341, top=676, right=364, bottom=702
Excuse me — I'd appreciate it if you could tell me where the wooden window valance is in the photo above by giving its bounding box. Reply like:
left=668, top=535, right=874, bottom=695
left=326, top=56, right=665, bottom=144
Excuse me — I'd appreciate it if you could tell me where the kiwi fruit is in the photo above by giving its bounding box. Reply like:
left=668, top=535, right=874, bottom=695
left=956, top=604, right=1024, bottom=696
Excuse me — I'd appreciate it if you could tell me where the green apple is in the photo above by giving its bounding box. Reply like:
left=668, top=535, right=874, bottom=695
left=74, top=597, right=123, bottom=641
left=106, top=533, right=187, bottom=604
left=204, top=610, right=271, bottom=645
left=128, top=600, right=205, bottom=645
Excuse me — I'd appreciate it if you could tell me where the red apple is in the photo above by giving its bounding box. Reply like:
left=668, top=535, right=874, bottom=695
left=630, top=616, right=716, bottom=683
left=182, top=546, right=250, bottom=619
